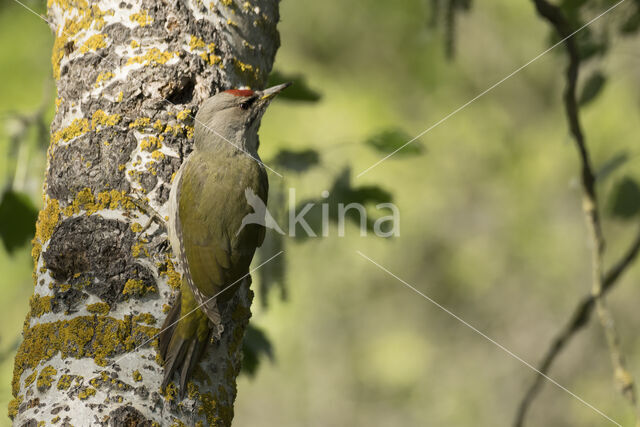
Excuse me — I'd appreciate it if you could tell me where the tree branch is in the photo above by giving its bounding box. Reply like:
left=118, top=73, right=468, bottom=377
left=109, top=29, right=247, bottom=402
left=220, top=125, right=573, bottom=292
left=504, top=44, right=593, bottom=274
left=515, top=224, right=640, bottom=426
left=515, top=1, right=640, bottom=425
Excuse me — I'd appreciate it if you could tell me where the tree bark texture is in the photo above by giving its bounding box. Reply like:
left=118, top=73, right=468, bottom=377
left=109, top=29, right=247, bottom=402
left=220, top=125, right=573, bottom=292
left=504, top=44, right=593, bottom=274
left=9, top=0, right=280, bottom=425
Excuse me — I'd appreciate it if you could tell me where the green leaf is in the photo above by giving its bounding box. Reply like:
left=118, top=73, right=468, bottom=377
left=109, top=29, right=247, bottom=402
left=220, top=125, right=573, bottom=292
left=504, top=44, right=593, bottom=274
left=241, top=325, right=274, bottom=378
left=267, top=70, right=321, bottom=102
left=272, top=149, right=320, bottom=173
left=0, top=189, right=38, bottom=254
left=365, top=128, right=424, bottom=156
left=289, top=167, right=395, bottom=240
left=607, top=177, right=640, bottom=220
left=257, top=182, right=288, bottom=307
left=579, top=72, right=606, bottom=106
left=620, top=11, right=640, bottom=35
left=596, top=152, right=628, bottom=182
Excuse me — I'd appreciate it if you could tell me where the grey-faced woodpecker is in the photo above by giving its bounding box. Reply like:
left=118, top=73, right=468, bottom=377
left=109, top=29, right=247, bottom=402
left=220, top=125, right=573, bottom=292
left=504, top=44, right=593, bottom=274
left=159, top=83, right=290, bottom=394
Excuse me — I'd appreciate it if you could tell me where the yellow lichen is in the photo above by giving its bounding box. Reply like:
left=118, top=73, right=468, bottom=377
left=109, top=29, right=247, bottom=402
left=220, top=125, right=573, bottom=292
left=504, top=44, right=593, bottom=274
left=140, top=135, right=163, bottom=151
left=7, top=395, right=22, bottom=420
left=12, top=315, right=159, bottom=395
left=176, top=109, right=192, bottom=121
left=32, top=197, right=60, bottom=263
left=151, top=150, right=165, bottom=161
left=29, top=295, right=53, bottom=318
left=164, top=382, right=178, bottom=402
left=57, top=374, right=73, bottom=390
left=189, top=35, right=206, bottom=51
left=126, top=48, right=179, bottom=67
left=122, top=278, right=156, bottom=297
left=132, top=370, right=142, bottom=382
left=129, top=117, right=151, bottom=129
left=133, top=313, right=156, bottom=325
left=130, top=9, right=152, bottom=27
left=62, top=188, right=136, bottom=217
left=199, top=52, right=222, bottom=66
left=95, top=71, right=114, bottom=87
left=78, top=387, right=96, bottom=400
left=79, top=33, right=107, bottom=53
left=49, top=2, right=109, bottom=79
left=36, top=365, right=57, bottom=390
left=91, top=110, right=121, bottom=130
left=130, top=222, right=143, bottom=233
left=116, top=91, right=124, bottom=102
left=131, top=241, right=150, bottom=258
left=51, top=118, right=90, bottom=145
left=163, top=257, right=182, bottom=290
left=52, top=416, right=60, bottom=423
left=233, top=58, right=260, bottom=85
left=24, top=370, right=37, bottom=388
left=87, top=302, right=110, bottom=315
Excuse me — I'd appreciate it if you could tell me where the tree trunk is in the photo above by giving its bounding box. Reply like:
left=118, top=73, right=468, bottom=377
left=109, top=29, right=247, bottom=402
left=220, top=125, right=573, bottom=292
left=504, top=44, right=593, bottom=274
left=9, top=0, right=280, bottom=425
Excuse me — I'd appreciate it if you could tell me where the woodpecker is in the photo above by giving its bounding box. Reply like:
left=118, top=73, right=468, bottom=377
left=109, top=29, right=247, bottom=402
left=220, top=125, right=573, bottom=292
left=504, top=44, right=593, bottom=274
left=159, top=83, right=290, bottom=394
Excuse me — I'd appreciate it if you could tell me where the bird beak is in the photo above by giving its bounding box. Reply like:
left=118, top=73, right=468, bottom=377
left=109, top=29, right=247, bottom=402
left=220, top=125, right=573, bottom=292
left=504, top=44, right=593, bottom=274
left=260, top=82, right=292, bottom=101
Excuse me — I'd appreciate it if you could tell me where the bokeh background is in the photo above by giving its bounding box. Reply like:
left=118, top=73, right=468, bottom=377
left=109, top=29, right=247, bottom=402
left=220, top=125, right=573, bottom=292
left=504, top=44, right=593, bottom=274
left=2, top=0, right=640, bottom=425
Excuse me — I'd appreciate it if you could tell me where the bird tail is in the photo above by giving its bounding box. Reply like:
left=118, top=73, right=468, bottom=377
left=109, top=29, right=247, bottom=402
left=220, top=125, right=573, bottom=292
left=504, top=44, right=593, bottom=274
left=159, top=286, right=212, bottom=397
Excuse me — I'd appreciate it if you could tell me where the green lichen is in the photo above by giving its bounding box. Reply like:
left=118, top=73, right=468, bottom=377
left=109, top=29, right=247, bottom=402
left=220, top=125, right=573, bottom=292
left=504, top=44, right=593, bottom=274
left=36, top=365, right=57, bottom=391
left=86, top=302, right=110, bottom=315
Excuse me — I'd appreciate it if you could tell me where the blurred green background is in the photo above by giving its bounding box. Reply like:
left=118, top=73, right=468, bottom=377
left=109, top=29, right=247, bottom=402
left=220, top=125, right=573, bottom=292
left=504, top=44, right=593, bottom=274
left=2, top=0, right=640, bottom=425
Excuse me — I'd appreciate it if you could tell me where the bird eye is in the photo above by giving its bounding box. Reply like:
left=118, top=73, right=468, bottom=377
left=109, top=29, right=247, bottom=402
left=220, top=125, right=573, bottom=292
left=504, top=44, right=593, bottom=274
left=240, top=97, right=256, bottom=110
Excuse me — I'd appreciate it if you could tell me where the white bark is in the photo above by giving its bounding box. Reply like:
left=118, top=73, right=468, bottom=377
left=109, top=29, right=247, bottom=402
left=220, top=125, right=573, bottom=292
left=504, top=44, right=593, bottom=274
left=10, top=0, right=280, bottom=425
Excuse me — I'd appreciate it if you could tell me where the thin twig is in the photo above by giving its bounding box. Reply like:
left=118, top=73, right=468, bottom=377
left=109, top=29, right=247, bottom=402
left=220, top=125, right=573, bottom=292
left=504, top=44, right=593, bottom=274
left=515, top=225, right=640, bottom=425
left=515, top=1, right=640, bottom=426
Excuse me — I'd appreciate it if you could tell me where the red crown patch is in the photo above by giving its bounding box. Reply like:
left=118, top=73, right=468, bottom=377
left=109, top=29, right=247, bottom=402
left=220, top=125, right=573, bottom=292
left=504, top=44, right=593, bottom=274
left=224, top=89, right=255, bottom=97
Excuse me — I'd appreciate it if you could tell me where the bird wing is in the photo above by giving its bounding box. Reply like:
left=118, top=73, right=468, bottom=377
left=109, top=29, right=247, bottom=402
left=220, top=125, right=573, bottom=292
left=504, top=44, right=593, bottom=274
left=178, top=151, right=268, bottom=306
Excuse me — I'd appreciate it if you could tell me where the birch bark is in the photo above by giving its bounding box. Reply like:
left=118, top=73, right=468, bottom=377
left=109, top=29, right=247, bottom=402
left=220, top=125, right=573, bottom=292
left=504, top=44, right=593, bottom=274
left=10, top=0, right=280, bottom=425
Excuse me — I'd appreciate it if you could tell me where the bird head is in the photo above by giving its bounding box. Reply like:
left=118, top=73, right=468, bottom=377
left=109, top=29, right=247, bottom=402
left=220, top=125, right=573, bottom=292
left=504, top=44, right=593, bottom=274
left=194, top=82, right=291, bottom=153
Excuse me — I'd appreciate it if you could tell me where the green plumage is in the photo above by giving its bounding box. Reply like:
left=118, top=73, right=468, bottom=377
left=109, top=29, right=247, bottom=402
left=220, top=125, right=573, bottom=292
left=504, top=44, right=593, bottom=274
left=158, top=82, right=289, bottom=397
left=179, top=149, right=267, bottom=301
left=159, top=148, right=267, bottom=394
